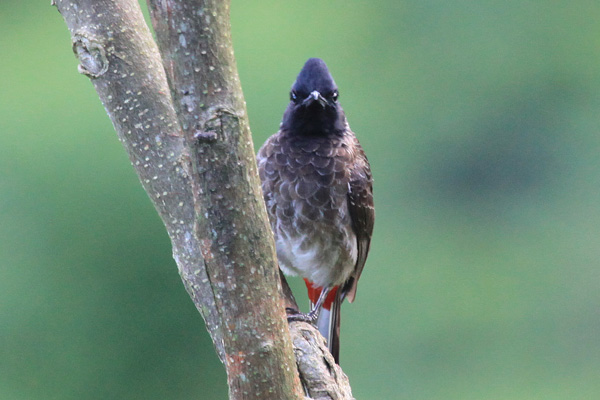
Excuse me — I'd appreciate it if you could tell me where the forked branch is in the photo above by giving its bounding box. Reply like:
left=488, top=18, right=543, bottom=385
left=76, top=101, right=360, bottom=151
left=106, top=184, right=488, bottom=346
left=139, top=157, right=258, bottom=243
left=54, top=0, right=353, bottom=398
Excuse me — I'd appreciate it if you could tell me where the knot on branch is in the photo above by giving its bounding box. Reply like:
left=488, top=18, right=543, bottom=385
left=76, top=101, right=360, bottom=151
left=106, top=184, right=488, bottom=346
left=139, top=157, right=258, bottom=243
left=193, top=107, right=239, bottom=143
left=72, top=33, right=108, bottom=78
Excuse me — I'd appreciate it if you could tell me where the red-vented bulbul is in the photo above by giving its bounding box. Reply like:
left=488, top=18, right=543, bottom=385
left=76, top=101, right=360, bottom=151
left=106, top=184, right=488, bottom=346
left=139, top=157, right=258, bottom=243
left=257, top=58, right=374, bottom=363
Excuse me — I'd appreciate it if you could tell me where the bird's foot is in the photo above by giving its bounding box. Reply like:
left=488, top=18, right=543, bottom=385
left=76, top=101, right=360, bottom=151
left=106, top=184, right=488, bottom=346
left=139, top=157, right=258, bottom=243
left=286, top=286, right=330, bottom=324
left=286, top=308, right=318, bottom=324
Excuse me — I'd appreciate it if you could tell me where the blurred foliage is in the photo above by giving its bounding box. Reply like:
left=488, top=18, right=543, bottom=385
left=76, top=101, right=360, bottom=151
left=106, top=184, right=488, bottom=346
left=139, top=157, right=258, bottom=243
left=1, top=1, right=600, bottom=399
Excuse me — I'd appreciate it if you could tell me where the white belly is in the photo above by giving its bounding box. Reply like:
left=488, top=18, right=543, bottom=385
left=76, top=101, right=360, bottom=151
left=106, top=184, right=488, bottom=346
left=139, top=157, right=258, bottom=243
left=275, top=221, right=357, bottom=288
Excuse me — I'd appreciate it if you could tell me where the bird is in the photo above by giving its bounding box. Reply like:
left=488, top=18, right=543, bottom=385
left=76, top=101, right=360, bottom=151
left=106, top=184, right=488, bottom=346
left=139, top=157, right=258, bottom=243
left=257, top=58, right=374, bottom=363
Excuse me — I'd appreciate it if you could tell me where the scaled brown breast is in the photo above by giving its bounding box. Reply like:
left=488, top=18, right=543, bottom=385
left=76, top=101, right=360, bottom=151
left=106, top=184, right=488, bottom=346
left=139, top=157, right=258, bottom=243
left=257, top=129, right=374, bottom=300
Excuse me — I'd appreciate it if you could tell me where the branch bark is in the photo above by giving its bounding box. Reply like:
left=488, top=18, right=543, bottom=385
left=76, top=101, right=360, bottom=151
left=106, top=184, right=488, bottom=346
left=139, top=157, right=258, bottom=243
left=53, top=0, right=227, bottom=357
left=54, top=0, right=354, bottom=399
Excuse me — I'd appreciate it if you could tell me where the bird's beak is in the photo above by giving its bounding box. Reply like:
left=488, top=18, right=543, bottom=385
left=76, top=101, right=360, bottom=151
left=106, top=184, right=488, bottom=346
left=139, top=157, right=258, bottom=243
left=303, top=90, right=327, bottom=108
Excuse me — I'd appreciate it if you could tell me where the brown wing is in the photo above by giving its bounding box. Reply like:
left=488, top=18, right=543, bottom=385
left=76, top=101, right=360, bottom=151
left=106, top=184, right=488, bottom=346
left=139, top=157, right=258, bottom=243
left=342, top=137, right=374, bottom=303
left=256, top=133, right=281, bottom=229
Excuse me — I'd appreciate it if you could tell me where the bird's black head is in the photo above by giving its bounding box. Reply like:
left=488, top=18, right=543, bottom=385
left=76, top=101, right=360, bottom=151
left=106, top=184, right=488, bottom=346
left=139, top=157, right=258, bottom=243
left=281, top=58, right=346, bottom=136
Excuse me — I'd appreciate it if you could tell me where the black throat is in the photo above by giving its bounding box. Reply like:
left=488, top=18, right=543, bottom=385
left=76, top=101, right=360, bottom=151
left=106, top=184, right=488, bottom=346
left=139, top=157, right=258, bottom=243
left=281, top=103, right=346, bottom=137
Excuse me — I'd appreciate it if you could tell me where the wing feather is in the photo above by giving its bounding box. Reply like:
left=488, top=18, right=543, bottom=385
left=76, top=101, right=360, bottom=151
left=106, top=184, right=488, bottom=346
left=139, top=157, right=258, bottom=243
left=343, top=137, right=374, bottom=303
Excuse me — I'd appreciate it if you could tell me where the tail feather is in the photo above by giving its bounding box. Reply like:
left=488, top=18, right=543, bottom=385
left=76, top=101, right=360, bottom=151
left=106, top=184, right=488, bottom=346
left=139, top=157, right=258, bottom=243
left=305, top=279, right=342, bottom=364
left=314, top=289, right=342, bottom=364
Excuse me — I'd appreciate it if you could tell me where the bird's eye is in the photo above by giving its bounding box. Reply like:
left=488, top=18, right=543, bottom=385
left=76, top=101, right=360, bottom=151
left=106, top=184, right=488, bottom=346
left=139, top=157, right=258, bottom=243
left=290, top=91, right=298, bottom=101
left=331, top=91, right=339, bottom=102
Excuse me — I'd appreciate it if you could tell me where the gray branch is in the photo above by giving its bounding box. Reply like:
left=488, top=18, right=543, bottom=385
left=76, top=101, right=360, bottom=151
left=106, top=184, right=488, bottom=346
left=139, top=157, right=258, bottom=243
left=290, top=322, right=354, bottom=400
left=54, top=0, right=354, bottom=398
left=54, top=0, right=226, bottom=356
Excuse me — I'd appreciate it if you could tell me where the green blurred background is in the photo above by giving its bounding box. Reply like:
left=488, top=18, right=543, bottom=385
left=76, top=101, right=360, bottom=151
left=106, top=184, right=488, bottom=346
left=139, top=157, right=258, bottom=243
left=2, top=1, right=600, bottom=399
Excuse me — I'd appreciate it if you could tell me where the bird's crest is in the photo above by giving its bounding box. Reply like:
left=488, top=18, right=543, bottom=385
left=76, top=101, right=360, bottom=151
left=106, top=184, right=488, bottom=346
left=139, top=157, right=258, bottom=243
left=292, top=58, right=338, bottom=97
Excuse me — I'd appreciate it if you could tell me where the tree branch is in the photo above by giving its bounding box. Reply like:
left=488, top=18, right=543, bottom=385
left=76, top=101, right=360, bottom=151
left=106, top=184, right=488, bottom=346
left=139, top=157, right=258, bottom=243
left=290, top=322, right=354, bottom=399
left=53, top=0, right=226, bottom=357
left=55, top=0, right=354, bottom=398
left=144, top=1, right=303, bottom=398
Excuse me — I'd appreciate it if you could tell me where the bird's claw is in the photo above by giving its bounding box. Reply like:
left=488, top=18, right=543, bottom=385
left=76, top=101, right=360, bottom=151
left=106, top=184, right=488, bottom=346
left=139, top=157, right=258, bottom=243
left=286, top=308, right=318, bottom=324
